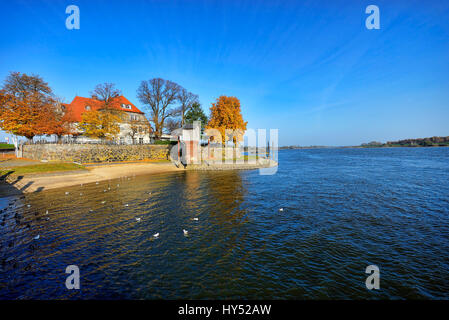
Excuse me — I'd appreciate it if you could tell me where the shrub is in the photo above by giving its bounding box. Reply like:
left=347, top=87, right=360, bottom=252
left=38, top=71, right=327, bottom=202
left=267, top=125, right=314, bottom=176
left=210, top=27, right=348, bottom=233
left=154, top=140, right=177, bottom=145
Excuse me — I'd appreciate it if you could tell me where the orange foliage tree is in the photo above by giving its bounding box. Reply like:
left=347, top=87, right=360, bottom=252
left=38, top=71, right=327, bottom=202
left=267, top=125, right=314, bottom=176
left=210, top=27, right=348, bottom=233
left=0, top=72, right=72, bottom=140
left=78, top=109, right=121, bottom=140
left=206, top=96, right=247, bottom=144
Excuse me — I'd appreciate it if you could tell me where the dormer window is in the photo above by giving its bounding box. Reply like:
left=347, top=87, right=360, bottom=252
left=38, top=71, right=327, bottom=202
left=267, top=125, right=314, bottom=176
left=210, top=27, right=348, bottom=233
left=121, top=104, right=132, bottom=110
left=85, top=105, right=91, bottom=111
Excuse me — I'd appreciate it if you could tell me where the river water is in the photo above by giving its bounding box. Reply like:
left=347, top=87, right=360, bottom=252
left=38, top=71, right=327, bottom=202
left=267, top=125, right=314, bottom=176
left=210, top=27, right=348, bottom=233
left=1, top=147, right=448, bottom=299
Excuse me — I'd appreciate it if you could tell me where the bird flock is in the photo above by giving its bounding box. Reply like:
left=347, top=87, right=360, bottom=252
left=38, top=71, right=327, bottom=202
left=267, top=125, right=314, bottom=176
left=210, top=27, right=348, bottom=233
left=4, top=177, right=203, bottom=243
left=2, top=177, right=285, bottom=244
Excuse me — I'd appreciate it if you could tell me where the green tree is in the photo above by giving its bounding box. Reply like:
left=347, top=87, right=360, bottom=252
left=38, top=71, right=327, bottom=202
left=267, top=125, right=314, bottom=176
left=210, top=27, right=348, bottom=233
left=184, top=102, right=208, bottom=128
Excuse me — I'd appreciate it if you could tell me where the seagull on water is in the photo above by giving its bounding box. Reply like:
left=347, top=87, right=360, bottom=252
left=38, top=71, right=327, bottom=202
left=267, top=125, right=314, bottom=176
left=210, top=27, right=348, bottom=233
left=153, top=233, right=159, bottom=238
left=34, top=235, right=40, bottom=240
left=136, top=217, right=141, bottom=222
left=193, top=218, right=199, bottom=221
left=124, top=204, right=129, bottom=207
left=183, top=229, right=189, bottom=236
left=279, top=208, right=284, bottom=212
left=101, top=201, right=106, bottom=204
left=45, top=210, right=48, bottom=215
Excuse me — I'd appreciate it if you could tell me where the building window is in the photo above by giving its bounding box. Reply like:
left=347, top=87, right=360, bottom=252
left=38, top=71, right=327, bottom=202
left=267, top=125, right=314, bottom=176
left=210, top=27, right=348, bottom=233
left=121, top=104, right=132, bottom=110
left=85, top=105, right=91, bottom=111
left=139, top=138, right=143, bottom=144
left=120, top=137, right=124, bottom=144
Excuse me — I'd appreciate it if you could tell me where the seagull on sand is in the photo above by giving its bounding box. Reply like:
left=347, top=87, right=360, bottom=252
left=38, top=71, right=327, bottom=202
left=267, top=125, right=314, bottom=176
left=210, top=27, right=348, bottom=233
left=124, top=204, right=129, bottom=207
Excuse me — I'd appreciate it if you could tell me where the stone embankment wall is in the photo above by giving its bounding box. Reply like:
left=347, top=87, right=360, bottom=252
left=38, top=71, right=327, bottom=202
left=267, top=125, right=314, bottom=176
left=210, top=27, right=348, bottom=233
left=22, top=144, right=171, bottom=163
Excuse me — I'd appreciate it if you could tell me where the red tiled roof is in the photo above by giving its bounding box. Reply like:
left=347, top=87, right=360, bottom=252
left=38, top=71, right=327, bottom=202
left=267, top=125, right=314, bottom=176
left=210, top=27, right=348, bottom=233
left=62, top=96, right=144, bottom=122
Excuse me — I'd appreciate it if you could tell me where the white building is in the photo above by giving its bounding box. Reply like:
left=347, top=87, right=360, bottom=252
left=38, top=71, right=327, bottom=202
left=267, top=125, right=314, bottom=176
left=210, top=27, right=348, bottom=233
left=62, top=96, right=153, bottom=144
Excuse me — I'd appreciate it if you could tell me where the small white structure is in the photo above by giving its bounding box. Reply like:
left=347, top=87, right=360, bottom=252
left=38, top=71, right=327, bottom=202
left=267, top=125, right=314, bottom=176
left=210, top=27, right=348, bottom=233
left=172, top=122, right=201, bottom=164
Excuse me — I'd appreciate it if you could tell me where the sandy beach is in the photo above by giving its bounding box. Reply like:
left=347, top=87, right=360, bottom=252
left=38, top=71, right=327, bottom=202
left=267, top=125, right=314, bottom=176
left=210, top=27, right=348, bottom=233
left=1, top=162, right=182, bottom=195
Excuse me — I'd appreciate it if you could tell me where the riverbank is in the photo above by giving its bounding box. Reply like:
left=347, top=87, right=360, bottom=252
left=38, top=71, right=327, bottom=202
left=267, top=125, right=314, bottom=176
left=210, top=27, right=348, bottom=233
left=0, top=158, right=278, bottom=196
left=0, top=162, right=182, bottom=195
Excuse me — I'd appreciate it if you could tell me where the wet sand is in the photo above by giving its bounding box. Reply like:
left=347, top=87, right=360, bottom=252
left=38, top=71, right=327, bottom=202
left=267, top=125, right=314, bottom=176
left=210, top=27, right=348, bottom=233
left=1, top=162, right=182, bottom=195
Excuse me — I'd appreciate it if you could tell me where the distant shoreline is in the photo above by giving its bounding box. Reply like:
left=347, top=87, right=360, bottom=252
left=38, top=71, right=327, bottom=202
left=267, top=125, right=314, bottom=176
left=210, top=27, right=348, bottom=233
left=279, top=145, right=449, bottom=150
left=280, top=136, right=449, bottom=150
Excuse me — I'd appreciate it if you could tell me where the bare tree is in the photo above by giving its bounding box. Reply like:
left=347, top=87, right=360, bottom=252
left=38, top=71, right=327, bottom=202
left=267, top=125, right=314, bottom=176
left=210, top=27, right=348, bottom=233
left=164, top=118, right=181, bottom=134
left=90, top=83, right=123, bottom=118
left=177, top=88, right=199, bottom=127
left=90, top=83, right=122, bottom=106
left=137, top=78, right=181, bottom=139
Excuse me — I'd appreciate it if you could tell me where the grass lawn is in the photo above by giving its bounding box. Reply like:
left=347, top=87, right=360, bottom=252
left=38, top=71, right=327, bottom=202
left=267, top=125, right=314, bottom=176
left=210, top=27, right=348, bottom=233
left=1, top=162, right=86, bottom=177
left=0, top=143, right=14, bottom=150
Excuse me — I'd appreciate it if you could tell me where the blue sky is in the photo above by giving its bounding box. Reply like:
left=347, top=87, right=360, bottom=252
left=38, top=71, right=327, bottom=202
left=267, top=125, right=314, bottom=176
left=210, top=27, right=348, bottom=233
left=1, top=0, right=448, bottom=146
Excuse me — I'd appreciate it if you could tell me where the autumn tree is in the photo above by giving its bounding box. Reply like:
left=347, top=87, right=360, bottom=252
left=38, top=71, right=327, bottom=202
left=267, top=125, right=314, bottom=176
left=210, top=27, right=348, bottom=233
left=177, top=88, right=199, bottom=127
left=0, top=72, right=69, bottom=140
left=137, top=78, right=181, bottom=139
left=78, top=110, right=121, bottom=140
left=184, top=102, right=208, bottom=129
left=206, top=96, right=247, bottom=144
left=47, top=98, right=77, bottom=141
